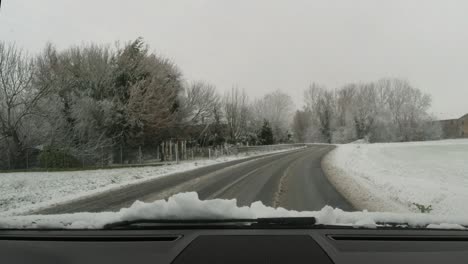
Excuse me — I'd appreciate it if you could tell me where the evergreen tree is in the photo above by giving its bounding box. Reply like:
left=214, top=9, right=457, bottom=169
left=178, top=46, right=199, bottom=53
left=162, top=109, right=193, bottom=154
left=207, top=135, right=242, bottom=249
left=258, top=119, right=274, bottom=145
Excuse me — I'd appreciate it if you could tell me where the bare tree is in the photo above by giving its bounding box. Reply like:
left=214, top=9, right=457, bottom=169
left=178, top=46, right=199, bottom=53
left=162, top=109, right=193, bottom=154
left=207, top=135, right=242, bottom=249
left=304, top=83, right=335, bottom=143
left=182, top=81, right=220, bottom=125
left=351, top=83, right=379, bottom=139
left=331, top=84, right=357, bottom=143
left=223, top=86, right=250, bottom=143
left=335, top=84, right=356, bottom=127
left=292, top=110, right=311, bottom=142
left=0, top=42, right=51, bottom=168
left=376, top=78, right=432, bottom=141
left=178, top=81, right=223, bottom=145
left=251, top=90, right=294, bottom=143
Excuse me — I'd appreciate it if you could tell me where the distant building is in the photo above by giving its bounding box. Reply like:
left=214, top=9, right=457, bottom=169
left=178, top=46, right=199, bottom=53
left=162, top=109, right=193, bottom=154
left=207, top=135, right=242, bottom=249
left=437, top=114, right=468, bottom=138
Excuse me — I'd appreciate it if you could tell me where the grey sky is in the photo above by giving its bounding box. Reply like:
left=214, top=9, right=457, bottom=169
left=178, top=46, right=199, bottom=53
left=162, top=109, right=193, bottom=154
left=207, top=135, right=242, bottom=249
left=1, top=0, right=467, bottom=118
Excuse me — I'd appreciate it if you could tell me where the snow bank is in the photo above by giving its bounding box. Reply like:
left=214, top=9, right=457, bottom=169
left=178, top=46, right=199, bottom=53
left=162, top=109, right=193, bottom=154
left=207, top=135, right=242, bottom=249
left=0, top=147, right=303, bottom=216
left=323, top=139, right=468, bottom=216
left=1, top=192, right=466, bottom=230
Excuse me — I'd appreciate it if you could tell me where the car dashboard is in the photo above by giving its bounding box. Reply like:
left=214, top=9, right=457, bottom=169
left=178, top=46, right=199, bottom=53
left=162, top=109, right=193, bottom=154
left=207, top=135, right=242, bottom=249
left=2, top=228, right=468, bottom=263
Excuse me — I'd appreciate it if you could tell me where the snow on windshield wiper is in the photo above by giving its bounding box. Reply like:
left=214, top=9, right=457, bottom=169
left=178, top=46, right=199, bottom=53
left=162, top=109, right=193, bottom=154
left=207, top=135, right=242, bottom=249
left=103, top=217, right=317, bottom=230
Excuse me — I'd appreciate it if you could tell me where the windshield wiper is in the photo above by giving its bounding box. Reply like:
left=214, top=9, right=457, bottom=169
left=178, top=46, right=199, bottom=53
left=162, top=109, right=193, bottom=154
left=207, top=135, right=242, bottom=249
left=103, top=217, right=317, bottom=230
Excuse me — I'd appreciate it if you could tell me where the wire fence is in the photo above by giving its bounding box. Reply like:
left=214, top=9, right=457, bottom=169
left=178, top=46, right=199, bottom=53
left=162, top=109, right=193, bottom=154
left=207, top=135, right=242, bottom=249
left=0, top=143, right=306, bottom=172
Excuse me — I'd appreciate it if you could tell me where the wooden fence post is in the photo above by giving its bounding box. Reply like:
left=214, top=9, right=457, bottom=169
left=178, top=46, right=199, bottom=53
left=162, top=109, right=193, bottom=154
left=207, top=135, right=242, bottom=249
left=169, top=140, right=172, bottom=161
left=138, top=146, right=142, bottom=164
left=120, top=144, right=123, bottom=164
left=26, top=149, right=29, bottom=169
left=181, top=141, right=184, bottom=161
left=174, top=141, right=179, bottom=164
left=156, top=145, right=160, bottom=161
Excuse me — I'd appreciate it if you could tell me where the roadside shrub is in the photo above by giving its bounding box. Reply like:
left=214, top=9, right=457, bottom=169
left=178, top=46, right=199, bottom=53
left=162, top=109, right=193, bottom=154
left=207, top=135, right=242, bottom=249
left=412, top=202, right=433, bottom=213
left=38, top=147, right=80, bottom=168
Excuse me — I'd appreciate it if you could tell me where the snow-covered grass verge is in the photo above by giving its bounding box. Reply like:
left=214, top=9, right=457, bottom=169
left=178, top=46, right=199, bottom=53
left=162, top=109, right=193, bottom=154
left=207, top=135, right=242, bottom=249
left=0, top=147, right=304, bottom=216
left=323, top=139, right=468, bottom=216
left=0, top=192, right=466, bottom=230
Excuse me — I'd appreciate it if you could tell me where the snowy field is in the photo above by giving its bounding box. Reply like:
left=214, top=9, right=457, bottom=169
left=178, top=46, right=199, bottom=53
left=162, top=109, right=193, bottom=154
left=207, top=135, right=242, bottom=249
left=1, top=192, right=466, bottom=229
left=0, top=147, right=303, bottom=216
left=323, top=139, right=468, bottom=216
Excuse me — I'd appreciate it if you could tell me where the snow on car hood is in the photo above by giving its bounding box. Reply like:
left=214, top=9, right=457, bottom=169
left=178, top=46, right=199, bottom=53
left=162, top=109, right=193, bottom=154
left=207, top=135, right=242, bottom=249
left=0, top=192, right=466, bottom=229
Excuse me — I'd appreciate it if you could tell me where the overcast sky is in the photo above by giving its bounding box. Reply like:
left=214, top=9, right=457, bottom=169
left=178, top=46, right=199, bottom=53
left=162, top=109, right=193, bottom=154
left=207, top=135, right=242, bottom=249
left=1, top=0, right=468, bottom=118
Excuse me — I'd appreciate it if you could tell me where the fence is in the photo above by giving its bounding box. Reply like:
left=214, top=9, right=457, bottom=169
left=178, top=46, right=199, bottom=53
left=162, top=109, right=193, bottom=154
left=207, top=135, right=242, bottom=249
left=0, top=142, right=306, bottom=171
left=234, top=143, right=306, bottom=154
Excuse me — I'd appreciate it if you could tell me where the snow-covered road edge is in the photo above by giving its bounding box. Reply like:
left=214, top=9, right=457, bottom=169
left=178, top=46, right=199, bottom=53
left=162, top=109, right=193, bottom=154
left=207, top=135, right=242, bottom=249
left=322, top=147, right=410, bottom=213
left=322, top=139, right=468, bottom=216
left=1, top=146, right=305, bottom=217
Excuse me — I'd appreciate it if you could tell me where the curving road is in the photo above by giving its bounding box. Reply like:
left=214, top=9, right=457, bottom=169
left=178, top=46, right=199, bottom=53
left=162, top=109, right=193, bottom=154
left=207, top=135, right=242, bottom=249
left=37, top=145, right=353, bottom=214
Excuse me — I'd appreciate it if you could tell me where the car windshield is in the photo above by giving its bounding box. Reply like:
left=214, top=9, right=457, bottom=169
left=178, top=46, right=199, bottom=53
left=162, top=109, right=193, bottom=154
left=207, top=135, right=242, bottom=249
left=0, top=0, right=467, bottom=230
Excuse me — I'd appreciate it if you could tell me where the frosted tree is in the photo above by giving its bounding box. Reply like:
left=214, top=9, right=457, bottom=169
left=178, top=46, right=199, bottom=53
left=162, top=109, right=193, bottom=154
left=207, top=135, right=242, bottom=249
left=34, top=43, right=117, bottom=161
left=375, top=78, right=432, bottom=141
left=251, top=90, right=294, bottom=143
left=178, top=80, right=223, bottom=145
left=292, top=110, right=311, bottom=142
left=223, top=86, right=250, bottom=144
left=69, top=95, right=114, bottom=158
left=304, top=83, right=335, bottom=143
left=127, top=55, right=183, bottom=145
left=181, top=80, right=220, bottom=125
left=332, top=84, right=357, bottom=143
left=0, top=42, right=51, bottom=168
left=351, top=83, right=379, bottom=139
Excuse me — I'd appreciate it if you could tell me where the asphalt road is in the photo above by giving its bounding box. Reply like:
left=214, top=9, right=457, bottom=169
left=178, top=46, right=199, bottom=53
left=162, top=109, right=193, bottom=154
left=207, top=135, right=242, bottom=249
left=37, top=145, right=353, bottom=214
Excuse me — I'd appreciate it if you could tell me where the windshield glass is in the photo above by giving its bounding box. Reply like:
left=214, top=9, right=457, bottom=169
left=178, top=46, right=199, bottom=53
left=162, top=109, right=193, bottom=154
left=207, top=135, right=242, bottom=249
left=1, top=0, right=467, bottom=230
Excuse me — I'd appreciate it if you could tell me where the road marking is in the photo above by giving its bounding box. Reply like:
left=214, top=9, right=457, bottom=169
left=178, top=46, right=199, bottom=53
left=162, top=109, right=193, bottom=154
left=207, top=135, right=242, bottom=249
left=272, top=149, right=322, bottom=208
left=272, top=164, right=292, bottom=208
left=142, top=149, right=309, bottom=203
left=206, top=161, right=275, bottom=199
left=207, top=148, right=315, bottom=200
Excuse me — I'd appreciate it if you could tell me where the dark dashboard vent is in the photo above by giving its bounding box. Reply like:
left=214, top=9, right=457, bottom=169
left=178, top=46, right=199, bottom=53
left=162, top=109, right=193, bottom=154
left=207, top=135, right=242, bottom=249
left=173, top=235, right=333, bottom=264
left=0, top=235, right=181, bottom=242
left=329, top=235, right=468, bottom=242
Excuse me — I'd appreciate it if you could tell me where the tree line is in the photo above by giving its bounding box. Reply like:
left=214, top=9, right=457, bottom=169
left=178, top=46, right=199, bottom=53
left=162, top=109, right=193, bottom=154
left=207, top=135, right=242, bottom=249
left=292, top=79, right=441, bottom=143
left=0, top=39, right=294, bottom=169
left=0, top=38, right=440, bottom=169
